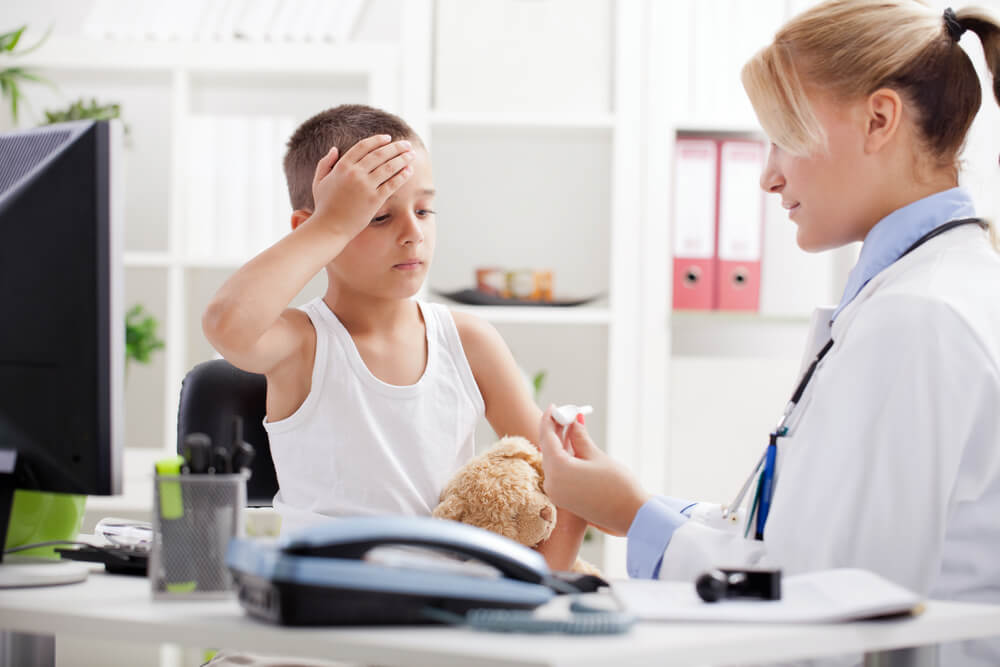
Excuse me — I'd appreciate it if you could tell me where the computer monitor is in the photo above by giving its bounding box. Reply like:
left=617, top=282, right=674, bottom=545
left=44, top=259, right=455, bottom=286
left=0, top=120, right=124, bottom=585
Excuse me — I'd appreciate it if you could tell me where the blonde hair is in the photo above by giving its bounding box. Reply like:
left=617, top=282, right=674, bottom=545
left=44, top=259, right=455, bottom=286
left=742, top=0, right=1000, bottom=247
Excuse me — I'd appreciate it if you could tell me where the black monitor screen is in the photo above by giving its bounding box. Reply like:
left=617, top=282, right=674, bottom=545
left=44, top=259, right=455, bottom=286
left=0, top=120, right=123, bottom=496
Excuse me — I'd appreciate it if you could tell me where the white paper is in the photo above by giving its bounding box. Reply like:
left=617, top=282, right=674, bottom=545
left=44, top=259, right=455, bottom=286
left=326, top=0, right=366, bottom=42
left=196, top=0, right=229, bottom=42
left=612, top=569, right=920, bottom=623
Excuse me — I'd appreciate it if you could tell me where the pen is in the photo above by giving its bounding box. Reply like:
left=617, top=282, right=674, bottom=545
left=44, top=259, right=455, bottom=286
left=754, top=434, right=778, bottom=541
left=182, top=433, right=212, bottom=474
left=231, top=441, right=255, bottom=475
left=212, top=446, right=232, bottom=474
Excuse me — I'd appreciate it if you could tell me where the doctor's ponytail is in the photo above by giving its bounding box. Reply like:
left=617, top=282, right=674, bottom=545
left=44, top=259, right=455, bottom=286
left=955, top=8, right=1000, bottom=106
left=955, top=8, right=1000, bottom=252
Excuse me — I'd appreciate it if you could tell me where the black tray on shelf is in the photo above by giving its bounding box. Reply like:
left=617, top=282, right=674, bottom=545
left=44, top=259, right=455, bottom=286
left=434, top=289, right=604, bottom=308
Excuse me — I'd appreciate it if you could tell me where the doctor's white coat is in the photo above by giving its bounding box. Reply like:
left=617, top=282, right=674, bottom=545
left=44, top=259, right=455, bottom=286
left=658, top=225, right=1000, bottom=659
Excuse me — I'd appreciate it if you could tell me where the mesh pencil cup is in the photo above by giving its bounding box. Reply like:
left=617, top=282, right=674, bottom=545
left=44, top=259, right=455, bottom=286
left=151, top=472, right=247, bottom=599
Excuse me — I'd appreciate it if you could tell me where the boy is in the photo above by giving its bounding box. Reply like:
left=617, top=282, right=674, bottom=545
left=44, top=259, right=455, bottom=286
left=202, top=104, right=584, bottom=570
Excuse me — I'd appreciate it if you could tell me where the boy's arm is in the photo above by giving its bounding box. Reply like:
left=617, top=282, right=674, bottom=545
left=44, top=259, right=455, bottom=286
left=453, top=311, right=587, bottom=572
left=202, top=136, right=415, bottom=374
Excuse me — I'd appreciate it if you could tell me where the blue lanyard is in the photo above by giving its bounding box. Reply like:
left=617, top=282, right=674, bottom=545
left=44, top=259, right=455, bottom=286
left=749, top=217, right=986, bottom=540
left=752, top=339, right=833, bottom=540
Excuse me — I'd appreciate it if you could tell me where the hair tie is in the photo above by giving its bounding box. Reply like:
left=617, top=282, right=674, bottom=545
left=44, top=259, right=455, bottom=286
left=943, top=7, right=966, bottom=42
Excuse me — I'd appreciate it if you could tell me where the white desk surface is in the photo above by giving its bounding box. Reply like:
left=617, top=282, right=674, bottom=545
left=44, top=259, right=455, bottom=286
left=2, top=572, right=1000, bottom=667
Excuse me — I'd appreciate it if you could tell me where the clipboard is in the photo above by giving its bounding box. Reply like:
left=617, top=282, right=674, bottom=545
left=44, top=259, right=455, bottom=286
left=611, top=569, right=922, bottom=623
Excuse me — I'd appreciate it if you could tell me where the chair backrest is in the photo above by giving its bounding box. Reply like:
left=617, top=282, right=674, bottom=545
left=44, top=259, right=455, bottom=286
left=176, top=359, right=277, bottom=506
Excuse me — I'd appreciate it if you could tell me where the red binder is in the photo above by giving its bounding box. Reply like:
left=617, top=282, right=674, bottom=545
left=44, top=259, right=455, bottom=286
left=716, top=140, right=765, bottom=311
left=672, top=139, right=719, bottom=310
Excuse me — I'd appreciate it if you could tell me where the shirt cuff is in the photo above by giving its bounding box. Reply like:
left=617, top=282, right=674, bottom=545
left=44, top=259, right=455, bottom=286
left=626, top=496, right=690, bottom=579
left=654, top=496, right=698, bottom=516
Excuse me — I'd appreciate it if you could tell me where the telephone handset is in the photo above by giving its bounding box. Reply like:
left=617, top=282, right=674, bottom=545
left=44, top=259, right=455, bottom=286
left=280, top=515, right=550, bottom=584
left=227, top=516, right=557, bottom=626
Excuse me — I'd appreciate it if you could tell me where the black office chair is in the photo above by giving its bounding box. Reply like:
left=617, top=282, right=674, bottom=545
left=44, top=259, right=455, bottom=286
left=176, top=359, right=278, bottom=506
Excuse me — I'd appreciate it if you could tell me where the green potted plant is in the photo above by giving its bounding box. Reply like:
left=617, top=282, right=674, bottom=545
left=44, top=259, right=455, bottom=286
left=43, top=97, right=122, bottom=124
left=42, top=97, right=130, bottom=141
left=125, top=304, right=165, bottom=373
left=0, top=25, right=51, bottom=124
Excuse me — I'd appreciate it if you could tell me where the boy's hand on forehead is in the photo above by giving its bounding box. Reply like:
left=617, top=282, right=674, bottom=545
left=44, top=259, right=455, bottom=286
left=310, top=134, right=415, bottom=239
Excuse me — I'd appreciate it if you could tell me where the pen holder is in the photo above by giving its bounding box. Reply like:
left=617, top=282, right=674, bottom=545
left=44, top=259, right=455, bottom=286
left=150, top=472, right=247, bottom=599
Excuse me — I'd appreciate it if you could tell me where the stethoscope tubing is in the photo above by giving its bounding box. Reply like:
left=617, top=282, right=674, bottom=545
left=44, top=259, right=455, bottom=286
left=720, top=217, right=987, bottom=529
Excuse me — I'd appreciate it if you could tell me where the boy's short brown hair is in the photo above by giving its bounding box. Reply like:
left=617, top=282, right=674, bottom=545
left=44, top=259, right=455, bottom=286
left=283, top=104, right=422, bottom=212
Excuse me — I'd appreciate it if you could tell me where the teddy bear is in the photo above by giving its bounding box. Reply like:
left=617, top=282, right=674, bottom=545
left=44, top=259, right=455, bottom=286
left=432, top=435, right=600, bottom=576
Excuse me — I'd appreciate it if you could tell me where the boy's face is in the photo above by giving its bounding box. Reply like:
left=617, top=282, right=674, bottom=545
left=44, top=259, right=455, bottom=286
left=329, top=146, right=436, bottom=299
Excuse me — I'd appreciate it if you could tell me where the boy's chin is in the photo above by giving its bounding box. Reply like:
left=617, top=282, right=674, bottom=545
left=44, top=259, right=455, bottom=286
left=376, top=281, right=426, bottom=301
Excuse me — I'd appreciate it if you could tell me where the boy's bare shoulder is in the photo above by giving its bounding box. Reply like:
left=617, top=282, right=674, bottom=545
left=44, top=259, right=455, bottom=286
left=449, top=308, right=499, bottom=350
left=448, top=308, right=511, bottom=370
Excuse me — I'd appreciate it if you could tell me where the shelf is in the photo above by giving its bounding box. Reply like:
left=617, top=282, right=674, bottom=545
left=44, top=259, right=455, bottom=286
left=124, top=252, right=174, bottom=268
left=670, top=310, right=813, bottom=325
left=429, top=111, right=616, bottom=130
left=21, top=37, right=395, bottom=75
left=441, top=303, right=612, bottom=325
left=674, top=121, right=766, bottom=138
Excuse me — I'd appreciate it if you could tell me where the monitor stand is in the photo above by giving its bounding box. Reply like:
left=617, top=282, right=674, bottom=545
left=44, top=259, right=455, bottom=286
left=0, top=449, right=88, bottom=588
left=0, top=558, right=89, bottom=588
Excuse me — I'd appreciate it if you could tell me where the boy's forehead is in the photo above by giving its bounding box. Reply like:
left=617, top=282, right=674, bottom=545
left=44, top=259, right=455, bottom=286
left=387, top=151, right=434, bottom=201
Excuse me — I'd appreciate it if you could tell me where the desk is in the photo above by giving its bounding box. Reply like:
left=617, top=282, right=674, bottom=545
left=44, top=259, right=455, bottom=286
left=2, top=573, right=1000, bottom=667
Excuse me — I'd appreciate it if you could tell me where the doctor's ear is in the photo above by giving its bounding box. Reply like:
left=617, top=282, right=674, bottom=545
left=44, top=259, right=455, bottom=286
left=863, top=88, right=904, bottom=154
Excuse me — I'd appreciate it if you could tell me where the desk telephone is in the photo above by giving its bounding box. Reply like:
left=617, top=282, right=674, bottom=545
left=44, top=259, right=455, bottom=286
left=227, top=516, right=614, bottom=627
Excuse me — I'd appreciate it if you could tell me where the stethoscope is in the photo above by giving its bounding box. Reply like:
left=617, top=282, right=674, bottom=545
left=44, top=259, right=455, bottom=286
left=722, top=217, right=989, bottom=539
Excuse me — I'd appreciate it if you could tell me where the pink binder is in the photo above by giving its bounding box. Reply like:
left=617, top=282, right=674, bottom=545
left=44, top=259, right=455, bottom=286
left=716, top=140, right=765, bottom=312
left=672, top=139, right=720, bottom=310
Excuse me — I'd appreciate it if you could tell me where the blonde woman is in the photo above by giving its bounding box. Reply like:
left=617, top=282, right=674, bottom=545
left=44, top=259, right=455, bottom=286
left=539, top=0, right=1000, bottom=627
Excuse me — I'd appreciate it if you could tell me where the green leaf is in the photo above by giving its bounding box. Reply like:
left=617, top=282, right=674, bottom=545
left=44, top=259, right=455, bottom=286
left=11, top=26, right=52, bottom=58
left=0, top=27, right=26, bottom=53
left=124, top=303, right=165, bottom=366
left=3, top=68, right=46, bottom=83
left=532, top=370, right=547, bottom=395
left=10, top=86, right=19, bottom=123
left=42, top=97, right=124, bottom=127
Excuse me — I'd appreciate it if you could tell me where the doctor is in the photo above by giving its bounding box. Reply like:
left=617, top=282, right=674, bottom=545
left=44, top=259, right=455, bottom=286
left=539, top=0, right=1000, bottom=606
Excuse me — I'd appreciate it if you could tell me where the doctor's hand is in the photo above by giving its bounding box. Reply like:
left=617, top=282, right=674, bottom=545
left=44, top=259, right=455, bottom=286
left=538, top=405, right=651, bottom=538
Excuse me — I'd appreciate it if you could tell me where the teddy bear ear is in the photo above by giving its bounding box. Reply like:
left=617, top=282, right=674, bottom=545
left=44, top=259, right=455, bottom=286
left=432, top=494, right=465, bottom=523
left=489, top=436, right=540, bottom=464
left=489, top=436, right=545, bottom=480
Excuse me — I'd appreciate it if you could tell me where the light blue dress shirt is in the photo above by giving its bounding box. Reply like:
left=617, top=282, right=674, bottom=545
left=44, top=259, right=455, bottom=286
left=625, top=187, right=977, bottom=580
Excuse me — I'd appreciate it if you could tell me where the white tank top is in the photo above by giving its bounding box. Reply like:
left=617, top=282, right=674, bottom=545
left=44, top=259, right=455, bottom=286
left=263, top=298, right=484, bottom=535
